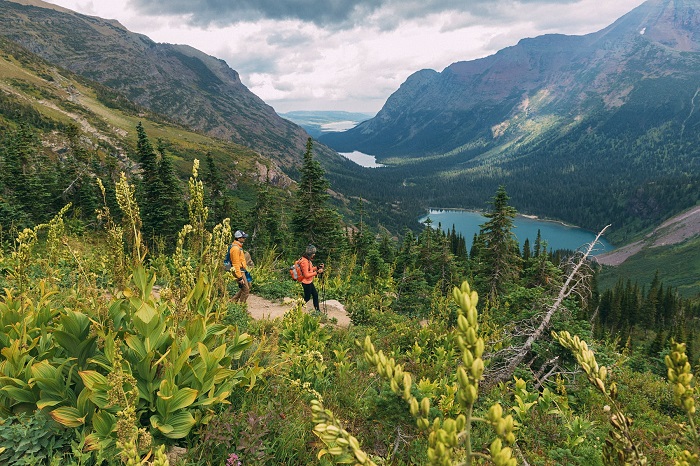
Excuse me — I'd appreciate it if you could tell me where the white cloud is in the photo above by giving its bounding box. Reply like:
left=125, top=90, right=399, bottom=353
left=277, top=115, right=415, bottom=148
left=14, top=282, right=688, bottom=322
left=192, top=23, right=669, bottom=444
left=46, top=0, right=646, bottom=113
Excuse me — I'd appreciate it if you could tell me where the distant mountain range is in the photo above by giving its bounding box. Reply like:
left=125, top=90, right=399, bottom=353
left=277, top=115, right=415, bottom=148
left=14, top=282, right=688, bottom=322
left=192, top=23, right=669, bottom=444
left=280, top=111, right=374, bottom=138
left=320, top=0, right=699, bottom=241
left=0, top=0, right=342, bottom=170
left=321, top=0, right=700, bottom=158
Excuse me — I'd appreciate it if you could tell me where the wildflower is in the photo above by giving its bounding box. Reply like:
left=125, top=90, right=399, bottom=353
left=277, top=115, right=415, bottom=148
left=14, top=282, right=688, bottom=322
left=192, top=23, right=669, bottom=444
left=226, top=452, right=242, bottom=466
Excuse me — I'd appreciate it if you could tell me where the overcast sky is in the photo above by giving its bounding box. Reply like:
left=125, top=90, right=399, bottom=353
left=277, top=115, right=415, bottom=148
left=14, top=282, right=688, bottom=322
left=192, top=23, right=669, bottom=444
left=44, top=0, right=646, bottom=114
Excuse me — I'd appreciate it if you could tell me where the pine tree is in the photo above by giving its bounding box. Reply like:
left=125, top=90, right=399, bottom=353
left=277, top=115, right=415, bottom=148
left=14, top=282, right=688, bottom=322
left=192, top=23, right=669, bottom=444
left=475, top=185, right=522, bottom=303
left=135, top=122, right=160, bottom=242
left=203, top=152, right=230, bottom=227
left=522, top=238, right=531, bottom=262
left=248, top=180, right=287, bottom=256
left=59, top=124, right=99, bottom=222
left=534, top=229, right=543, bottom=257
left=153, top=142, right=185, bottom=245
left=291, top=138, right=345, bottom=260
left=0, top=123, right=55, bottom=225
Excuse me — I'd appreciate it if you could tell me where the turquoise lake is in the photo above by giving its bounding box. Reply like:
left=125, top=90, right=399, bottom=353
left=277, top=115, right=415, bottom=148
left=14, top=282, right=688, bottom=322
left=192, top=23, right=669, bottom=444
left=420, top=209, right=614, bottom=256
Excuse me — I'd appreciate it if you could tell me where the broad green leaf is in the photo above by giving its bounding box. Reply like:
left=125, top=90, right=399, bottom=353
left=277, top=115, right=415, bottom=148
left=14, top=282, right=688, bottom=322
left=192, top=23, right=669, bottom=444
left=51, top=406, right=86, bottom=427
left=79, top=370, right=108, bottom=390
left=151, top=411, right=196, bottom=439
left=1, top=386, right=37, bottom=404
left=36, top=398, right=63, bottom=409
left=92, top=411, right=116, bottom=437
left=164, top=387, right=198, bottom=412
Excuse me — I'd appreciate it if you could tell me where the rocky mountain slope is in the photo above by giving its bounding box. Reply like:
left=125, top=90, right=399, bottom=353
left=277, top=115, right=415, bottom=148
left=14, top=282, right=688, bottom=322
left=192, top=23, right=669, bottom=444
left=319, top=0, right=699, bottom=242
left=321, top=0, right=700, bottom=158
left=0, top=0, right=342, bottom=170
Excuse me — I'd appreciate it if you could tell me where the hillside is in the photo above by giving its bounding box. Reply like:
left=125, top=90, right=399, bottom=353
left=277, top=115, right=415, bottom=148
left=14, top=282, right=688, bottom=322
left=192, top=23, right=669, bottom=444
left=596, top=204, right=700, bottom=297
left=0, top=33, right=293, bottom=207
left=0, top=0, right=345, bottom=171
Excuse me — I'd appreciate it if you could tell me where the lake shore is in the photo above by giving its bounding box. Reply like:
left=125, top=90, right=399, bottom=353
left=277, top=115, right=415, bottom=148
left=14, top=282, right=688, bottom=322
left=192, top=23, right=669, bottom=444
left=421, top=208, right=614, bottom=254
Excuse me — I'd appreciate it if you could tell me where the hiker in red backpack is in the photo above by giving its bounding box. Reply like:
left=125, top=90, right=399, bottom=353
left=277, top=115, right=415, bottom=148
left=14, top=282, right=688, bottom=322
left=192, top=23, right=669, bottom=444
left=300, top=244, right=324, bottom=313
left=230, top=230, right=250, bottom=303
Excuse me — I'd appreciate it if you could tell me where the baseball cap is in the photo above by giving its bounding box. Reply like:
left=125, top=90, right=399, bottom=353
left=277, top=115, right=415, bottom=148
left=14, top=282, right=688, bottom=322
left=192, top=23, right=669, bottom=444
left=234, top=230, right=248, bottom=239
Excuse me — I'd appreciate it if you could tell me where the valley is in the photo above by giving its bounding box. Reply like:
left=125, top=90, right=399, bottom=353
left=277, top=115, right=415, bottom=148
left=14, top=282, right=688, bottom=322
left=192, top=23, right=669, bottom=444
left=0, top=1, right=698, bottom=465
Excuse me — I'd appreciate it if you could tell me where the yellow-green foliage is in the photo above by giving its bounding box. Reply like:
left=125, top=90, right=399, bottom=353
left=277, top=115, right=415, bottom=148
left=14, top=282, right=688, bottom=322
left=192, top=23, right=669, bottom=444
left=0, top=196, right=256, bottom=464
left=665, top=341, right=699, bottom=466
left=554, top=330, right=648, bottom=465
left=312, top=281, right=516, bottom=466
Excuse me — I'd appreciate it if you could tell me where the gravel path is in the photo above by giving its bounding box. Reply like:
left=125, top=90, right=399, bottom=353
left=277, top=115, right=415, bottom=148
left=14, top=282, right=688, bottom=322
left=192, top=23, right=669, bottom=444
left=245, top=294, right=351, bottom=327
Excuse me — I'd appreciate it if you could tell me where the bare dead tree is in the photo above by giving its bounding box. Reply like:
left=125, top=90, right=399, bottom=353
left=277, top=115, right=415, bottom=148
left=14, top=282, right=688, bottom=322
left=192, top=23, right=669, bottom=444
left=485, top=225, right=611, bottom=388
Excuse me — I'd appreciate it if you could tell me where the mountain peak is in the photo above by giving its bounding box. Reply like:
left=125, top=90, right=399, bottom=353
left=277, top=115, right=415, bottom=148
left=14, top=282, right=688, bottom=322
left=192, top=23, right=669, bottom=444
left=597, top=0, right=700, bottom=51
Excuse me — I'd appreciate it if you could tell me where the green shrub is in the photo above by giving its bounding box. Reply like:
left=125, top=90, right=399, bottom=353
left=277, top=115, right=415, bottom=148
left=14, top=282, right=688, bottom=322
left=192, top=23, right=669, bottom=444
left=0, top=411, right=68, bottom=465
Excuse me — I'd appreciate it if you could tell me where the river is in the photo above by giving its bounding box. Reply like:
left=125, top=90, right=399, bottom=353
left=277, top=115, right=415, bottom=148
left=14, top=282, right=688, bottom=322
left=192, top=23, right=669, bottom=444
left=420, top=209, right=614, bottom=255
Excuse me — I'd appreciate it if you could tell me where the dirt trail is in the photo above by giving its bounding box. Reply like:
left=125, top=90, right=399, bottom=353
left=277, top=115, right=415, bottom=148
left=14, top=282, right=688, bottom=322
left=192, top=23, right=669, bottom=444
left=245, top=294, right=351, bottom=327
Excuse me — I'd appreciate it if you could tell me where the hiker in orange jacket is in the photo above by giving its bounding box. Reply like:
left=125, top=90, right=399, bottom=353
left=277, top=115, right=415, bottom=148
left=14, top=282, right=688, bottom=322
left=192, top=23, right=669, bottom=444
left=300, top=244, right=324, bottom=312
left=230, top=230, right=250, bottom=303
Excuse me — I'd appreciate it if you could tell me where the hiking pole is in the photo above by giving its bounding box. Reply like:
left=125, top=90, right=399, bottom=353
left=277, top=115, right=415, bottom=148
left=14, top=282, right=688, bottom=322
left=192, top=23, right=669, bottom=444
left=320, top=265, right=327, bottom=316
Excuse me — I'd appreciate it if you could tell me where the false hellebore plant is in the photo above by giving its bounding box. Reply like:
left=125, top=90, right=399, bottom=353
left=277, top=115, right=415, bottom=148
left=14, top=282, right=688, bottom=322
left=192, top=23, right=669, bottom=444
left=311, top=280, right=517, bottom=466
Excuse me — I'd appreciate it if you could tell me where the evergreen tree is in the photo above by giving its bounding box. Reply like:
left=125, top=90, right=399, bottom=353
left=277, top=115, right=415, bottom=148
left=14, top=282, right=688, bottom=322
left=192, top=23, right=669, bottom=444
left=153, top=142, right=185, bottom=244
left=522, top=238, right=531, bottom=262
left=393, top=229, right=416, bottom=280
left=475, top=185, right=522, bottom=303
left=534, top=229, right=543, bottom=257
left=469, top=233, right=483, bottom=261
left=350, top=197, right=374, bottom=263
left=59, top=124, right=100, bottom=221
left=248, top=180, right=287, bottom=256
left=0, top=123, right=55, bottom=225
left=642, top=271, right=661, bottom=331
left=203, top=152, right=231, bottom=227
left=291, top=138, right=345, bottom=261
left=135, top=122, right=160, bottom=242
left=393, top=267, right=431, bottom=318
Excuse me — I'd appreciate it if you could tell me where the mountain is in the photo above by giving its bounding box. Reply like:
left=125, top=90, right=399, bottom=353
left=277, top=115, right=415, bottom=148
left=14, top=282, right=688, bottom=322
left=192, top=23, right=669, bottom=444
left=320, top=0, right=700, bottom=241
left=0, top=0, right=342, bottom=170
left=321, top=0, right=700, bottom=157
left=0, top=31, right=294, bottom=209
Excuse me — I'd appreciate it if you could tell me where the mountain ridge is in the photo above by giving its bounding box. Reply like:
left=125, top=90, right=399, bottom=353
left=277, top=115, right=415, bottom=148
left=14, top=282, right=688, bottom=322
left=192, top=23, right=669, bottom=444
left=320, top=0, right=700, bottom=157
left=318, top=0, right=699, bottom=243
left=0, top=0, right=344, bottom=170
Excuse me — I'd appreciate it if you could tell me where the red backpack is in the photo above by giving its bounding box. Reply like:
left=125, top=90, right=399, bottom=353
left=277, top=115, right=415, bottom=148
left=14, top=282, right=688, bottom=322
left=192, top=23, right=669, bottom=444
left=289, top=258, right=304, bottom=282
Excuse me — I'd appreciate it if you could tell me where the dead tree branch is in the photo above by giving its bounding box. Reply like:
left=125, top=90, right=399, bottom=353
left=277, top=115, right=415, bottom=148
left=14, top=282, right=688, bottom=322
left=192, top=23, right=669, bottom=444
left=486, top=225, right=610, bottom=388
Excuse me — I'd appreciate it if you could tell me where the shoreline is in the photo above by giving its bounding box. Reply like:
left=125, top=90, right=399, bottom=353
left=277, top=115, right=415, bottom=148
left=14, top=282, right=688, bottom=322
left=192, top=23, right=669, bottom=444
left=424, top=208, right=576, bottom=228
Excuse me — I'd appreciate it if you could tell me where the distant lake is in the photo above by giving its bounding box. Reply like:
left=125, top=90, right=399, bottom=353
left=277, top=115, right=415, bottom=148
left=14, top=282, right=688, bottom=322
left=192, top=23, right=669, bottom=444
left=420, top=209, right=614, bottom=255
left=339, top=151, right=384, bottom=168
left=321, top=121, right=359, bottom=132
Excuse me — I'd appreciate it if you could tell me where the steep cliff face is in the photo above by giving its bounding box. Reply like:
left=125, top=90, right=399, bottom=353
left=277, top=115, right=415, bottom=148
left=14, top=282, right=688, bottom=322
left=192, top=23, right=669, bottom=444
left=320, top=0, right=700, bottom=158
left=0, top=0, right=333, bottom=169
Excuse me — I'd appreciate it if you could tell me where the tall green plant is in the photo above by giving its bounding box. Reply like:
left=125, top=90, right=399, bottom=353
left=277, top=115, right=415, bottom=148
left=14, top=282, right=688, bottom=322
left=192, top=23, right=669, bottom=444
left=665, top=340, right=698, bottom=465
left=553, top=331, right=647, bottom=465
left=312, top=280, right=517, bottom=466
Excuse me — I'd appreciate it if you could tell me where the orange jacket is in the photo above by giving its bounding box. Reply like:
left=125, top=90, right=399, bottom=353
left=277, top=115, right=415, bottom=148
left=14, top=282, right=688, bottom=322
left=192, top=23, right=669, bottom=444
left=229, top=241, right=247, bottom=280
left=300, top=256, right=320, bottom=285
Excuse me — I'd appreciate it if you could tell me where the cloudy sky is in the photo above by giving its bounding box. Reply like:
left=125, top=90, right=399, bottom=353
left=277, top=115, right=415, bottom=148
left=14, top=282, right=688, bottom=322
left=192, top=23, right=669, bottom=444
left=45, top=0, right=645, bottom=114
